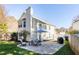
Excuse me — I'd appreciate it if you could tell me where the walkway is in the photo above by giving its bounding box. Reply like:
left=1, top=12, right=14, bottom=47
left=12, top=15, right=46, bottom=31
left=17, top=41, right=64, bottom=55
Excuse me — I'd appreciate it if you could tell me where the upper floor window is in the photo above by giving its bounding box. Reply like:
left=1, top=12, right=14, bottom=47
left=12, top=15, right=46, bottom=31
left=23, top=21, right=26, bottom=28
left=22, top=18, right=26, bottom=28
left=39, top=24, right=42, bottom=29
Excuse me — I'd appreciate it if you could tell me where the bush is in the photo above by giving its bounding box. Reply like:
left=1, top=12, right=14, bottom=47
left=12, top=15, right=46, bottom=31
left=57, top=37, right=64, bottom=44
left=65, top=36, right=69, bottom=41
left=67, top=30, right=79, bottom=34
left=11, top=32, right=18, bottom=41
left=22, top=30, right=30, bottom=42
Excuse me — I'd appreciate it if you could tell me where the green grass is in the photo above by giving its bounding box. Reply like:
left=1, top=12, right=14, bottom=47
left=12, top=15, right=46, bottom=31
left=54, top=40, right=75, bottom=55
left=0, top=41, right=39, bottom=55
left=0, top=40, right=75, bottom=55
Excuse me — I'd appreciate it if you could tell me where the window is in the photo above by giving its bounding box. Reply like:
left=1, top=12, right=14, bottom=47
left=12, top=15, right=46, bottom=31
left=39, top=24, right=42, bottom=29
left=23, top=21, right=26, bottom=28
left=22, top=18, right=26, bottom=28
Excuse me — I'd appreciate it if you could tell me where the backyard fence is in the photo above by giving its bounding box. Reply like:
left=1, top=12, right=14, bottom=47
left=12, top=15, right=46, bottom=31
left=69, top=34, right=79, bottom=54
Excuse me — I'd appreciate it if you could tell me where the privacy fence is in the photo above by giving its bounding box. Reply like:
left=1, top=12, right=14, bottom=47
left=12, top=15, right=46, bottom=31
left=69, top=34, right=79, bottom=54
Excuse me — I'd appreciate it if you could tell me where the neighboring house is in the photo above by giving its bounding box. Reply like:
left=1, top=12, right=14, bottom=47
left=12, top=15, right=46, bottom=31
left=72, top=16, right=79, bottom=31
left=56, top=27, right=67, bottom=37
left=18, top=7, right=57, bottom=41
left=59, top=27, right=67, bottom=35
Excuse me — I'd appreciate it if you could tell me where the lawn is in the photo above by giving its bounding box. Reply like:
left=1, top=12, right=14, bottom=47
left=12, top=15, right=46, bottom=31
left=0, top=41, right=39, bottom=55
left=0, top=40, right=75, bottom=55
left=54, top=41, right=75, bottom=55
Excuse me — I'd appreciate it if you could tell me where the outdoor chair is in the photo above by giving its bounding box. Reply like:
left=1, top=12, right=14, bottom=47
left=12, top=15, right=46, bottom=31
left=17, top=40, right=21, bottom=44
left=18, top=39, right=27, bottom=46
left=21, top=42, right=27, bottom=46
left=28, top=41, right=32, bottom=46
left=30, top=40, right=41, bottom=46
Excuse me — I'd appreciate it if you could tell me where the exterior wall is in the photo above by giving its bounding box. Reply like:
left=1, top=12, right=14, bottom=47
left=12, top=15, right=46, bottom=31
left=31, top=17, right=56, bottom=41
left=31, top=18, right=38, bottom=40
left=18, top=7, right=32, bottom=41
left=72, top=20, right=79, bottom=31
left=18, top=7, right=57, bottom=41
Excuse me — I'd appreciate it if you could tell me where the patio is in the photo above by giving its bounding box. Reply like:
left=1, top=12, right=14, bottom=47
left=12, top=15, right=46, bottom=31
left=17, top=40, right=64, bottom=54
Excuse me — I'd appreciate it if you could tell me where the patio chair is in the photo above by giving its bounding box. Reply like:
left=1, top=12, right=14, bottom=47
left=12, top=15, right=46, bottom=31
left=18, top=38, right=27, bottom=46
left=21, top=42, right=27, bottom=46
left=30, top=39, right=41, bottom=46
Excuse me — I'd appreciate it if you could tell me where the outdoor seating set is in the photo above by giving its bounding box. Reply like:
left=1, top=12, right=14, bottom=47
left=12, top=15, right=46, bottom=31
left=17, top=39, right=41, bottom=46
left=29, top=39, right=41, bottom=46
left=17, top=28, right=47, bottom=46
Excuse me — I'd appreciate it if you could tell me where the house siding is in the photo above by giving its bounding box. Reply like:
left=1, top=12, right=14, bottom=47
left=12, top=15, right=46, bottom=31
left=18, top=7, right=57, bottom=41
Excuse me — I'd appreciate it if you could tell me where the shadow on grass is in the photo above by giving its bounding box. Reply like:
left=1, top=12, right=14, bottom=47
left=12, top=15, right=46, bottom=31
left=54, top=41, right=75, bottom=55
left=0, top=41, right=39, bottom=55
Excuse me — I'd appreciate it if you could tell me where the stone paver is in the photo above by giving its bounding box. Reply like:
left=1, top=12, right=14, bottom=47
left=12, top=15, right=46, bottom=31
left=17, top=41, right=64, bottom=54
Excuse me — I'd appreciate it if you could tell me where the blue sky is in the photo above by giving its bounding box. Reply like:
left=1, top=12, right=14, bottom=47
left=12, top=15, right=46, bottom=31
left=4, top=4, right=79, bottom=28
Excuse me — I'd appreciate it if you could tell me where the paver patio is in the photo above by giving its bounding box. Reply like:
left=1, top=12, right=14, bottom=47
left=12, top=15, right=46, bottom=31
left=17, top=41, right=64, bottom=54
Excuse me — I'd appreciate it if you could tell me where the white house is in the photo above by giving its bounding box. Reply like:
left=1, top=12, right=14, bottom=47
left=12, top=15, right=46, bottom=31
left=18, top=7, right=57, bottom=42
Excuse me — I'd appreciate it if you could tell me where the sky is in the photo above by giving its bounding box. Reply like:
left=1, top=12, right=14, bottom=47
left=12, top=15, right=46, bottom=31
left=4, top=4, right=79, bottom=28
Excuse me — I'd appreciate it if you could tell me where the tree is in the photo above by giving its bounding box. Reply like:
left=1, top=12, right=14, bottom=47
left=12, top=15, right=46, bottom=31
left=55, top=28, right=61, bottom=34
left=0, top=23, right=7, bottom=33
left=22, top=30, right=30, bottom=42
left=0, top=23, right=8, bottom=40
left=0, top=5, right=8, bottom=40
left=66, top=30, right=79, bottom=34
left=11, top=32, right=18, bottom=41
left=0, top=5, right=6, bottom=23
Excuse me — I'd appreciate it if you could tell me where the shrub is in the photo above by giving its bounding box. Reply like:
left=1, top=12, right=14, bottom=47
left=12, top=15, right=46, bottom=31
left=22, top=30, right=30, bottom=42
left=64, top=36, right=69, bottom=41
left=11, top=32, right=18, bottom=41
left=67, top=30, right=79, bottom=34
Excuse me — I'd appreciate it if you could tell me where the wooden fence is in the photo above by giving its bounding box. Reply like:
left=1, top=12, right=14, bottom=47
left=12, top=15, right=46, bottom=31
left=69, top=35, right=79, bottom=54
